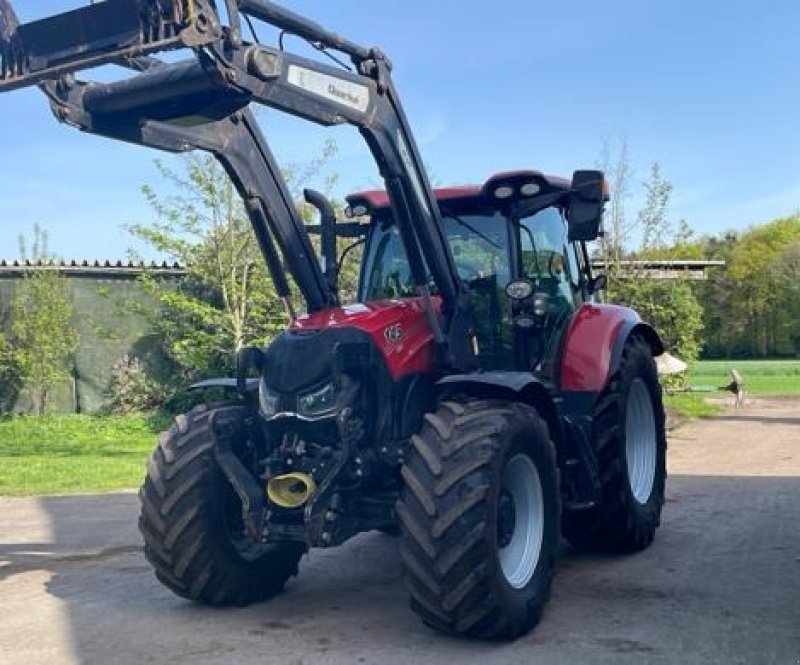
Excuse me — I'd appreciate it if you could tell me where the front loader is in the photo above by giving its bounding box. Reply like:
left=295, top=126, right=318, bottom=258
left=0, top=0, right=667, bottom=639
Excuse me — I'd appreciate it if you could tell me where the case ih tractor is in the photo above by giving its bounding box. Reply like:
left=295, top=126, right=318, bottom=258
left=1, top=0, right=666, bottom=639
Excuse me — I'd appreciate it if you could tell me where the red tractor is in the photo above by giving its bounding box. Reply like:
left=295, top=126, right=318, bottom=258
left=1, top=0, right=666, bottom=639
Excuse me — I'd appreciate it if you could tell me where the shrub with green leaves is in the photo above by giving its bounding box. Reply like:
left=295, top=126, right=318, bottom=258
left=107, top=354, right=166, bottom=414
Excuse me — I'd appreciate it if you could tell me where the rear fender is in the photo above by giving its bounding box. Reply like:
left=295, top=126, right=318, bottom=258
left=559, top=304, right=663, bottom=393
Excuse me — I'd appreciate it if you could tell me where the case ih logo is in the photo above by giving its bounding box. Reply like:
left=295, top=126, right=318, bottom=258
left=384, top=323, right=403, bottom=346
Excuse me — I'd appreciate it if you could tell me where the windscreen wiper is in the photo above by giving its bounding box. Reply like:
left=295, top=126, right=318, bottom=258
left=439, top=205, right=501, bottom=249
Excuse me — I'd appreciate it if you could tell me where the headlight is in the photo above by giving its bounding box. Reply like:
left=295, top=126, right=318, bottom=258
left=259, top=378, right=279, bottom=418
left=297, top=381, right=338, bottom=418
left=505, top=279, right=535, bottom=301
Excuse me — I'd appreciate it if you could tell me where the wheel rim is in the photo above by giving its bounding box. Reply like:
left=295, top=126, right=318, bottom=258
left=498, top=453, right=544, bottom=589
left=625, top=378, right=657, bottom=504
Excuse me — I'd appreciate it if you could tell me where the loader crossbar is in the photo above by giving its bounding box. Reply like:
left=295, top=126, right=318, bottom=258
left=0, top=0, right=214, bottom=92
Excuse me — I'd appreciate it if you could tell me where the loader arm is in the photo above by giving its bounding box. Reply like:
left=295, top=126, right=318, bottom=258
left=0, top=0, right=471, bottom=367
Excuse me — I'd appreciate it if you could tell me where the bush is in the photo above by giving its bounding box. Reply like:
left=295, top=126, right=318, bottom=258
left=609, top=278, right=704, bottom=363
left=107, top=354, right=166, bottom=414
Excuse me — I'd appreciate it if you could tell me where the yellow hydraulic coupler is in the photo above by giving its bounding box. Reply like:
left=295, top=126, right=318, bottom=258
left=266, top=473, right=317, bottom=509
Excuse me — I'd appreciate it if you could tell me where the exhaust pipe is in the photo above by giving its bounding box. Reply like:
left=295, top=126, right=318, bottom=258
left=267, top=473, right=317, bottom=509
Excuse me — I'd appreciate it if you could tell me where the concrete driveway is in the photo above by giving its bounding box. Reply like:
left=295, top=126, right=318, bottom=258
left=1, top=398, right=798, bottom=664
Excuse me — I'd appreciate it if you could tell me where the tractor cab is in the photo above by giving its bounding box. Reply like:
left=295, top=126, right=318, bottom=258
left=337, top=170, right=606, bottom=376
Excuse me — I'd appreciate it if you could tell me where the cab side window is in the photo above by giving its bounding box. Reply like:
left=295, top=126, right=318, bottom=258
left=364, top=225, right=415, bottom=300
left=519, top=207, right=575, bottom=308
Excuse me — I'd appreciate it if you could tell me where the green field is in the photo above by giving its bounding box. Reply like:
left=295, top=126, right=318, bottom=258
left=688, top=359, right=800, bottom=395
left=0, top=415, right=158, bottom=496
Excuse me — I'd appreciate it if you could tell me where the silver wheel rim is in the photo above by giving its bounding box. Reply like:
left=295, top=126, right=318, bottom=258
left=625, top=378, right=657, bottom=504
left=498, top=454, right=544, bottom=589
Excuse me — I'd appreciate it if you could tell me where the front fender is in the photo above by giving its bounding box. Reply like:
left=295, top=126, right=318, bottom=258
left=437, top=371, right=555, bottom=396
left=559, top=303, right=663, bottom=393
left=187, top=378, right=259, bottom=392
left=436, top=371, right=562, bottom=444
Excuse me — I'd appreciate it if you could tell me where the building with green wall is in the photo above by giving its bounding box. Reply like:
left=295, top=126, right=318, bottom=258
left=0, top=260, right=183, bottom=414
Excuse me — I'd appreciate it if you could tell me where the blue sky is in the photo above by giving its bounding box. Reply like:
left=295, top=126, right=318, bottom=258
left=0, top=0, right=798, bottom=260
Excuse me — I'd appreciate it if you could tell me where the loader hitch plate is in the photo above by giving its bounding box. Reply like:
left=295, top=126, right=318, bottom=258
left=0, top=0, right=215, bottom=92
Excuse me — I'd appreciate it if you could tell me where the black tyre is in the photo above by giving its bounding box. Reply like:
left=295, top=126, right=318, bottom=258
left=139, top=404, right=304, bottom=605
left=562, top=335, right=667, bottom=551
left=397, top=400, right=560, bottom=640
left=377, top=524, right=401, bottom=536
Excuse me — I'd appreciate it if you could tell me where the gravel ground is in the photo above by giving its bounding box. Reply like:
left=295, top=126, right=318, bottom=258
left=1, top=398, right=798, bottom=665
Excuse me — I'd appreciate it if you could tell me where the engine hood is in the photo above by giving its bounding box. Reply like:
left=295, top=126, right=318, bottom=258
left=278, top=298, right=440, bottom=383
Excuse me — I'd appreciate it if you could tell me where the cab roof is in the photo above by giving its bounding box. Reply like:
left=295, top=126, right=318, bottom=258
left=346, top=170, right=571, bottom=213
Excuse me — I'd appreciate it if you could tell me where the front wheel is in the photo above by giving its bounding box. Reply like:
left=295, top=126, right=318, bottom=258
left=139, top=404, right=305, bottom=605
left=562, top=335, right=667, bottom=551
left=397, top=400, right=560, bottom=640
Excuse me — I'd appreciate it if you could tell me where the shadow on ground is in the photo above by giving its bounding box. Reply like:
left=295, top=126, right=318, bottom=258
left=711, top=414, right=800, bottom=426
left=1, top=470, right=799, bottom=665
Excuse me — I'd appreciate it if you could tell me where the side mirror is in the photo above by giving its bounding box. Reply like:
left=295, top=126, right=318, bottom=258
left=567, top=170, right=607, bottom=242
left=588, top=273, right=607, bottom=296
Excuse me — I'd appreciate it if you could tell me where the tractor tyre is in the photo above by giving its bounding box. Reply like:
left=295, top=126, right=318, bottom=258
left=139, top=404, right=304, bottom=605
left=562, top=335, right=667, bottom=552
left=397, top=400, right=560, bottom=640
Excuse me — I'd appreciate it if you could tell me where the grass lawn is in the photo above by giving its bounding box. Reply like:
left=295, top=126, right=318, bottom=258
left=1, top=361, right=796, bottom=496
left=688, top=359, right=800, bottom=396
left=0, top=415, right=158, bottom=496
left=663, top=392, right=723, bottom=419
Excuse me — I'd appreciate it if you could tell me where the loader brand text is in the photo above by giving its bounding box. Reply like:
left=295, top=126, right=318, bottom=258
left=328, top=84, right=361, bottom=108
left=287, top=65, right=370, bottom=113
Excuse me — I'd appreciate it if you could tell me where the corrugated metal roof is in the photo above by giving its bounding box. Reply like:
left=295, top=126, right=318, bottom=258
left=0, top=259, right=183, bottom=268
left=0, top=259, right=186, bottom=277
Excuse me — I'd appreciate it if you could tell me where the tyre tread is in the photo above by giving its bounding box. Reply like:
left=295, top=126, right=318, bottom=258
left=139, top=405, right=303, bottom=606
left=398, top=399, right=560, bottom=640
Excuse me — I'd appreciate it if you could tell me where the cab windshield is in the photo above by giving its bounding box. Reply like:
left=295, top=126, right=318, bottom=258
left=358, top=203, right=578, bottom=371
left=360, top=210, right=510, bottom=301
left=360, top=209, right=513, bottom=368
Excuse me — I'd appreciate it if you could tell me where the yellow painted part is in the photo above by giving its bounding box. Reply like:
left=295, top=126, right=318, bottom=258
left=267, top=473, right=317, bottom=509
left=183, top=0, right=196, bottom=24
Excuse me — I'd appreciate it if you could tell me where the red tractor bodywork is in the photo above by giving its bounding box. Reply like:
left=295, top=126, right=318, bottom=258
left=290, top=298, right=439, bottom=380
left=560, top=304, right=646, bottom=392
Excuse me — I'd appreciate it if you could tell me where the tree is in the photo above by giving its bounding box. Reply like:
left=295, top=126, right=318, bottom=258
left=128, top=142, right=340, bottom=387
left=597, top=137, right=632, bottom=268
left=128, top=156, right=285, bottom=381
left=0, top=330, right=20, bottom=414
left=773, top=240, right=800, bottom=353
left=638, top=163, right=673, bottom=253
left=9, top=226, right=78, bottom=415
left=693, top=231, right=740, bottom=358
left=722, top=216, right=800, bottom=357
left=606, top=162, right=705, bottom=364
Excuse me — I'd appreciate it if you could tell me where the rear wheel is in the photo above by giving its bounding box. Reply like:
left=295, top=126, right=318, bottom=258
left=562, top=335, right=667, bottom=551
left=139, top=404, right=304, bottom=605
left=397, top=400, right=560, bottom=639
